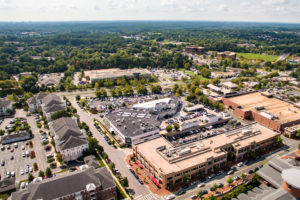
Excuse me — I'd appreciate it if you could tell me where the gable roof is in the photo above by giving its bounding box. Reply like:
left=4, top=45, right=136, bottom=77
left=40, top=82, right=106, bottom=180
left=11, top=167, right=115, bottom=200
left=35, top=93, right=48, bottom=100
left=0, top=177, right=16, bottom=193
left=42, top=94, right=63, bottom=107
left=26, top=97, right=37, bottom=105
left=0, top=99, right=11, bottom=108
left=44, top=104, right=65, bottom=113
left=60, top=136, right=88, bottom=150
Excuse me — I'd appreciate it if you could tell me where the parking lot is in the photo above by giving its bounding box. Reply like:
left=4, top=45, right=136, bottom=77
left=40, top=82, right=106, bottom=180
left=0, top=110, right=49, bottom=182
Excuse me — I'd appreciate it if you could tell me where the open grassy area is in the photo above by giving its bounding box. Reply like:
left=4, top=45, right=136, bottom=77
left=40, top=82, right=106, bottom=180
left=237, top=53, right=278, bottom=62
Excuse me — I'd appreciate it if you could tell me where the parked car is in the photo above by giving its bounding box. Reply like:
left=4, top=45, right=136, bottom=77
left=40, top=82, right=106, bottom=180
left=197, top=183, right=205, bottom=187
left=248, top=169, right=254, bottom=174
left=202, top=190, right=208, bottom=195
left=1, top=160, right=5, bottom=166
left=237, top=162, right=243, bottom=167
left=165, top=194, right=175, bottom=200
left=227, top=170, right=234, bottom=175
left=208, top=174, right=215, bottom=179
left=190, top=195, right=197, bottom=199
left=20, top=169, right=24, bottom=175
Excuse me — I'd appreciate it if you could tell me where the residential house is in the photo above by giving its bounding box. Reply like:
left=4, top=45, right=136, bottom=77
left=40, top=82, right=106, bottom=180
left=0, top=99, right=13, bottom=116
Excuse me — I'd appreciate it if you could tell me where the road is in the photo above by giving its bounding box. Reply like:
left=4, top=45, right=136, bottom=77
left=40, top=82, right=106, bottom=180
left=176, top=136, right=298, bottom=200
left=69, top=97, right=159, bottom=200
left=277, top=53, right=289, bottom=61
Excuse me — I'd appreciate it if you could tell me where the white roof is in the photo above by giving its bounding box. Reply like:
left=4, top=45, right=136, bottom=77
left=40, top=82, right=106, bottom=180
left=222, top=82, right=238, bottom=88
left=281, top=168, right=300, bottom=189
left=133, top=98, right=171, bottom=109
left=186, top=105, right=204, bottom=112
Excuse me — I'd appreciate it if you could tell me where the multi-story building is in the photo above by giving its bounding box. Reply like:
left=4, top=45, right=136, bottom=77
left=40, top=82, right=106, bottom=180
left=222, top=92, right=300, bottom=132
left=11, top=167, right=117, bottom=200
left=49, top=117, right=88, bottom=162
left=184, top=45, right=206, bottom=54
left=133, top=123, right=280, bottom=189
left=84, top=68, right=151, bottom=83
left=27, top=93, right=66, bottom=120
left=0, top=99, right=13, bottom=116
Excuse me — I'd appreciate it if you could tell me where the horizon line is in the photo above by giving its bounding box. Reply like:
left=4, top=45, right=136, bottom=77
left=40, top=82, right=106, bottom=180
left=0, top=19, right=299, bottom=25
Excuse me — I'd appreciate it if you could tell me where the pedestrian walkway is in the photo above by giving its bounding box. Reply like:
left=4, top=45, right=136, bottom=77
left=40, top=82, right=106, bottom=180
left=135, top=193, right=163, bottom=200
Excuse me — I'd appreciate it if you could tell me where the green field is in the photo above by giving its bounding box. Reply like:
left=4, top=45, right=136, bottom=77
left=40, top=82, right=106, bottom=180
left=237, top=53, right=278, bottom=62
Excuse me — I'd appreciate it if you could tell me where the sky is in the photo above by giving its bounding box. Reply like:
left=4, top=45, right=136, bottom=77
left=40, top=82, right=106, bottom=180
left=0, top=0, right=300, bottom=23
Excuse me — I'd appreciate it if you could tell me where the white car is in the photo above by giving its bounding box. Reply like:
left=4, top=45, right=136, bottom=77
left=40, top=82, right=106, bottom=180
left=25, top=168, right=29, bottom=173
left=22, top=152, right=26, bottom=157
left=197, top=183, right=205, bottom=187
left=11, top=171, right=15, bottom=177
left=21, top=145, right=25, bottom=150
left=165, top=194, right=176, bottom=200
left=237, top=162, right=244, bottom=167
left=29, top=167, right=33, bottom=172
left=20, top=169, right=24, bottom=175
left=21, top=182, right=26, bottom=189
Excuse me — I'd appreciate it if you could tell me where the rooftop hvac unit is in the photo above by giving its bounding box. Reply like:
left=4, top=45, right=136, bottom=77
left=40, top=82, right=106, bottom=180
left=255, top=106, right=264, bottom=111
left=178, top=147, right=191, bottom=156
left=242, top=129, right=252, bottom=135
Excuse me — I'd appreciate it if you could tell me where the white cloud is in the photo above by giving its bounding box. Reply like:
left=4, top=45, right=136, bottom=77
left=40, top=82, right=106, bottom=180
left=217, top=4, right=229, bottom=12
left=262, top=0, right=287, bottom=5
left=240, top=1, right=251, bottom=7
left=94, top=5, right=100, bottom=11
left=70, top=4, right=78, bottom=10
left=161, top=0, right=178, bottom=9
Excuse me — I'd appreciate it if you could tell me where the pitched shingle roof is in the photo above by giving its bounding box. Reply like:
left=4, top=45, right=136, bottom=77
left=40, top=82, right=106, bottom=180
left=26, top=97, right=37, bottom=105
left=60, top=135, right=88, bottom=150
left=42, top=94, right=63, bottom=107
left=44, top=104, right=65, bottom=113
left=0, top=99, right=11, bottom=108
left=11, top=167, right=115, bottom=200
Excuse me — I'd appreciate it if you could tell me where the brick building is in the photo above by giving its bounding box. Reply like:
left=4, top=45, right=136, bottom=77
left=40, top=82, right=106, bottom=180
left=184, top=45, right=206, bottom=54
left=222, top=92, right=300, bottom=132
left=11, top=167, right=117, bottom=200
left=133, top=123, right=279, bottom=189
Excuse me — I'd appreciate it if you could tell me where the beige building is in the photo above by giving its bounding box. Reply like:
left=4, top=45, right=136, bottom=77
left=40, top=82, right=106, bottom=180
left=84, top=68, right=151, bottom=83
left=133, top=123, right=280, bottom=188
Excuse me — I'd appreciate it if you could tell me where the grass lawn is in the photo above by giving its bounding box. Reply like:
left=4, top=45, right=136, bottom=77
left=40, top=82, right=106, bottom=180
left=237, top=53, right=278, bottom=62
left=97, top=158, right=105, bottom=168
left=114, top=180, right=128, bottom=199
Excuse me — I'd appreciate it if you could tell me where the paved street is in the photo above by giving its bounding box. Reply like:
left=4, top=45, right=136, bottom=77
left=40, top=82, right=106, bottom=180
left=176, top=137, right=298, bottom=200
left=69, top=97, right=154, bottom=199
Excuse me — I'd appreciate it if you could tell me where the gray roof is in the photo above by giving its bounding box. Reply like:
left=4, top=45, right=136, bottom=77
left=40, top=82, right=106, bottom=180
left=42, top=94, right=63, bottom=107
left=0, top=177, right=16, bottom=193
left=35, top=93, right=48, bottom=100
left=11, top=167, right=115, bottom=200
left=261, top=188, right=296, bottom=200
left=52, top=117, right=78, bottom=131
left=257, top=164, right=283, bottom=188
left=60, top=136, right=88, bottom=150
left=44, top=104, right=65, bottom=113
left=1, top=131, right=30, bottom=144
left=26, top=97, right=37, bottom=105
left=105, top=109, right=160, bottom=138
left=0, top=99, right=11, bottom=108
left=84, top=155, right=100, bottom=169
left=237, top=193, right=252, bottom=200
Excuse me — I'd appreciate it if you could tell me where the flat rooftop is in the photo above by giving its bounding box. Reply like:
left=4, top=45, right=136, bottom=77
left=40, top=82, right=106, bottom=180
left=85, top=68, right=151, bottom=80
left=227, top=92, right=300, bottom=124
left=133, top=98, right=171, bottom=109
left=135, top=123, right=279, bottom=175
left=105, top=109, right=160, bottom=138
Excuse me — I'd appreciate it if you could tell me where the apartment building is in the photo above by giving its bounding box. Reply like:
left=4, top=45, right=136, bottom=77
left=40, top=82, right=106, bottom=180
left=133, top=123, right=280, bottom=188
left=11, top=167, right=117, bottom=200
left=27, top=93, right=66, bottom=120
left=0, top=99, right=13, bottom=116
left=49, top=117, right=88, bottom=162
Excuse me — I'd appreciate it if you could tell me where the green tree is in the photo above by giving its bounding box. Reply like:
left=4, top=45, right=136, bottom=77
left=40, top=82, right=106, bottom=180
left=137, top=85, right=148, bottom=95
left=200, top=67, right=211, bottom=78
left=166, top=125, right=173, bottom=132
left=211, top=183, right=218, bottom=191
left=21, top=75, right=38, bottom=92
left=227, top=176, right=233, bottom=184
left=38, top=170, right=45, bottom=177
left=75, top=95, right=81, bottom=101
left=173, top=123, right=180, bottom=131
left=51, top=110, right=71, bottom=120
left=33, top=162, right=38, bottom=171
left=121, top=177, right=129, bottom=187
left=45, top=167, right=52, bottom=177
left=183, top=175, right=191, bottom=185
left=275, top=136, right=282, bottom=146
left=28, top=173, right=34, bottom=182
left=197, top=190, right=203, bottom=198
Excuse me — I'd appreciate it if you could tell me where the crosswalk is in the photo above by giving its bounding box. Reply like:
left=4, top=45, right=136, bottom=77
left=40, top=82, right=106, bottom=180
left=135, top=193, right=164, bottom=200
